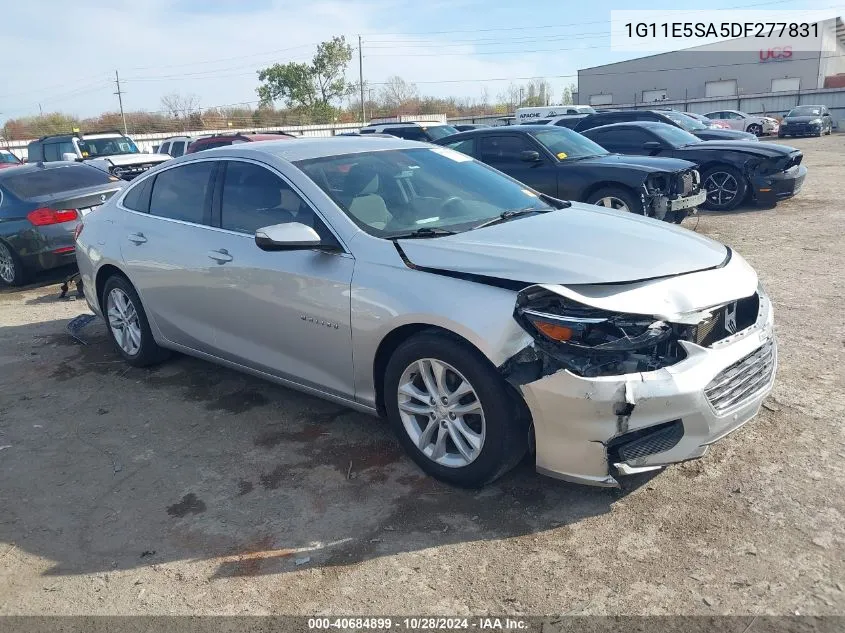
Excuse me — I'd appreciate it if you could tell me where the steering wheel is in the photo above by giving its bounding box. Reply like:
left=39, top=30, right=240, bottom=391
left=437, top=196, right=464, bottom=217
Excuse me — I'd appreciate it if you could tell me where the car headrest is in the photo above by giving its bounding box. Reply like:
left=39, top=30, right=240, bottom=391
left=345, top=164, right=379, bottom=196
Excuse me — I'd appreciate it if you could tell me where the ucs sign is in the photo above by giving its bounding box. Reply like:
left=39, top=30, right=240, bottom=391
left=759, top=46, right=793, bottom=62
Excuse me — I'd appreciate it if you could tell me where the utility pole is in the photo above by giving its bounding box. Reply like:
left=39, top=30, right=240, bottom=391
left=114, top=70, right=127, bottom=134
left=358, top=36, right=365, bottom=123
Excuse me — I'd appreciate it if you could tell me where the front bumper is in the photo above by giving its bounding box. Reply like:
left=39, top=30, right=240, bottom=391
left=752, top=165, right=807, bottom=204
left=761, top=120, right=779, bottom=134
left=519, top=292, right=776, bottom=487
left=669, top=188, right=706, bottom=211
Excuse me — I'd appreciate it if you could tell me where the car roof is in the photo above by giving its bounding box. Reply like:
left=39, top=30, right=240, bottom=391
left=0, top=161, right=93, bottom=179
left=582, top=121, right=669, bottom=131
left=179, top=136, right=432, bottom=162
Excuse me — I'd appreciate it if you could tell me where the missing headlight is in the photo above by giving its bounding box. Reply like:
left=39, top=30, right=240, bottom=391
left=512, top=288, right=686, bottom=378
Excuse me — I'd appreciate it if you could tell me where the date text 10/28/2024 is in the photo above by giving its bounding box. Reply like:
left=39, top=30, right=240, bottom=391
left=308, top=617, right=529, bottom=630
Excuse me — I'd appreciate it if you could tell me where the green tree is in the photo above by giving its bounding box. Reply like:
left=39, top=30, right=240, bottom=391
left=257, top=36, right=353, bottom=122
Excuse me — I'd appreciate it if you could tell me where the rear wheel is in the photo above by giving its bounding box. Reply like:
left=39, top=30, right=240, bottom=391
left=586, top=187, right=642, bottom=215
left=701, top=166, right=748, bottom=211
left=0, top=240, right=28, bottom=287
left=102, top=275, right=169, bottom=367
left=384, top=332, right=527, bottom=487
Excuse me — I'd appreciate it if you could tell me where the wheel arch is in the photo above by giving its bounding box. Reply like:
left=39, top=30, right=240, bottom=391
left=94, top=263, right=130, bottom=312
left=581, top=180, right=640, bottom=203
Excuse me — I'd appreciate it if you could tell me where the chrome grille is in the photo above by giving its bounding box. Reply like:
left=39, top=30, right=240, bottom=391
left=705, top=342, right=775, bottom=414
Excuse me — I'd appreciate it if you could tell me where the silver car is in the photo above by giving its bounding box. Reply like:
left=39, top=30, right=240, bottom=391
left=75, top=137, right=776, bottom=488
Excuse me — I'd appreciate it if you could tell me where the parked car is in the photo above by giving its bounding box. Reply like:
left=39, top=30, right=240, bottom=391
left=778, top=105, right=833, bottom=137
left=575, top=110, right=758, bottom=141
left=703, top=110, right=779, bottom=136
left=156, top=135, right=194, bottom=157
left=26, top=131, right=171, bottom=180
left=435, top=126, right=704, bottom=223
left=683, top=111, right=730, bottom=129
left=582, top=122, right=806, bottom=211
left=0, top=162, right=123, bottom=286
left=452, top=124, right=490, bottom=132
left=0, top=150, right=23, bottom=170
left=186, top=132, right=296, bottom=153
left=543, top=115, right=590, bottom=129
left=75, top=137, right=776, bottom=488
left=358, top=121, right=459, bottom=141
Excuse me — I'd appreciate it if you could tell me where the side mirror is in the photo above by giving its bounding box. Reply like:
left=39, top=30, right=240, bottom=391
left=520, top=150, right=542, bottom=162
left=255, top=222, right=323, bottom=251
left=643, top=141, right=662, bottom=152
left=61, top=152, right=79, bottom=162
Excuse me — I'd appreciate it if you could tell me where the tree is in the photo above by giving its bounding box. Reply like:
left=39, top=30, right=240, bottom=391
left=524, top=78, right=552, bottom=107
left=378, top=76, right=419, bottom=111
left=160, top=93, right=200, bottom=121
left=257, top=36, right=353, bottom=122
left=561, top=83, right=576, bottom=105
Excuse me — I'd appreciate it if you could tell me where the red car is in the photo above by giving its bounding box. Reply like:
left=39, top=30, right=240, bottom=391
left=0, top=150, right=23, bottom=170
left=185, top=132, right=296, bottom=154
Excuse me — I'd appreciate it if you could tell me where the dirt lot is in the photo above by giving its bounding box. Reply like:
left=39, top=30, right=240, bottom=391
left=0, top=134, right=843, bottom=617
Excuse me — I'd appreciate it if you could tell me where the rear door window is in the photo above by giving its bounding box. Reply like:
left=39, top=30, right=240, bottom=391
left=1, top=164, right=113, bottom=199
left=478, top=135, right=535, bottom=163
left=148, top=162, right=215, bottom=225
left=443, top=138, right=476, bottom=157
left=386, top=127, right=428, bottom=141
left=43, top=143, right=60, bottom=162
left=122, top=176, right=154, bottom=213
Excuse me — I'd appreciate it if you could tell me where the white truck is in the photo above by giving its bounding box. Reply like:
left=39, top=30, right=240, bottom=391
left=515, top=105, right=596, bottom=124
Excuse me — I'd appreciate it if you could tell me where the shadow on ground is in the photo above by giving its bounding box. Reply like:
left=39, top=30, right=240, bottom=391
left=0, top=316, right=657, bottom=582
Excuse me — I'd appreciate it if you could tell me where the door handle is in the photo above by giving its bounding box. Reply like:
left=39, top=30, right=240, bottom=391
left=127, top=232, right=147, bottom=244
left=207, top=249, right=233, bottom=264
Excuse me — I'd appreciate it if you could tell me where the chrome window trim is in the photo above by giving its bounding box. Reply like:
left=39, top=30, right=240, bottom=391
left=116, top=155, right=351, bottom=255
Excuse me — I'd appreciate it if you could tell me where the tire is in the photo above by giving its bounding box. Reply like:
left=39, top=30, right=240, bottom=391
left=777, top=132, right=786, bottom=138
left=700, top=165, right=748, bottom=211
left=102, top=274, right=169, bottom=367
left=383, top=331, right=528, bottom=487
left=747, top=123, right=763, bottom=136
left=0, top=240, right=29, bottom=287
left=585, top=186, right=642, bottom=215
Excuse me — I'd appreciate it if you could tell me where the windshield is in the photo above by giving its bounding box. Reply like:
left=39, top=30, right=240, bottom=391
left=0, top=152, right=19, bottom=164
left=78, top=136, right=140, bottom=157
left=294, top=147, right=553, bottom=237
left=531, top=128, right=609, bottom=159
left=661, top=111, right=707, bottom=131
left=787, top=106, right=821, bottom=117
left=424, top=125, right=459, bottom=140
left=651, top=124, right=702, bottom=147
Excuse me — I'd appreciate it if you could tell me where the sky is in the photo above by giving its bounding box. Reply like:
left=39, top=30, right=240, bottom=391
left=0, top=0, right=838, bottom=122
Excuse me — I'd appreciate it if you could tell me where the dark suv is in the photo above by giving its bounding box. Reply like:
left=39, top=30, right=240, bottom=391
left=186, top=132, right=296, bottom=153
left=575, top=110, right=757, bottom=141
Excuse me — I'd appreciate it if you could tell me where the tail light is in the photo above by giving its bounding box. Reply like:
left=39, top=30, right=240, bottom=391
left=27, top=207, right=79, bottom=226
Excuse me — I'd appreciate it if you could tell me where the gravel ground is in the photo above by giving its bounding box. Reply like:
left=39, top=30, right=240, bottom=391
left=0, top=134, right=843, bottom=616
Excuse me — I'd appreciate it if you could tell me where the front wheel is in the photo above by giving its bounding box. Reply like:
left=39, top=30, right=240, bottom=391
left=700, top=166, right=748, bottom=211
left=747, top=123, right=763, bottom=136
left=384, top=332, right=527, bottom=487
left=102, top=275, right=170, bottom=367
left=585, top=186, right=642, bottom=215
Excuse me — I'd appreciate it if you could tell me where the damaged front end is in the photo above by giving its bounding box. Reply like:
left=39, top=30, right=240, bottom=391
left=501, top=270, right=776, bottom=487
left=642, top=168, right=704, bottom=222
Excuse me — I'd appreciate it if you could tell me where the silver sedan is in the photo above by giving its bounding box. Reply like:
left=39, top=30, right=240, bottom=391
left=75, top=137, right=776, bottom=487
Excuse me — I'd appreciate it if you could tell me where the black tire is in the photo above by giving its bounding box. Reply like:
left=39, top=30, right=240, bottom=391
left=747, top=123, right=763, bottom=136
left=383, top=331, right=528, bottom=487
left=101, top=274, right=169, bottom=367
left=700, top=165, right=748, bottom=211
left=0, top=240, right=30, bottom=287
left=777, top=132, right=786, bottom=138
left=585, top=186, right=643, bottom=215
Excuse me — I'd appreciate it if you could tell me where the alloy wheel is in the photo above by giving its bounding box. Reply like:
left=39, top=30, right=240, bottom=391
left=396, top=358, right=486, bottom=468
left=593, top=196, right=631, bottom=212
left=0, top=242, right=15, bottom=284
left=107, top=287, right=142, bottom=356
left=747, top=124, right=762, bottom=136
left=704, top=172, right=739, bottom=208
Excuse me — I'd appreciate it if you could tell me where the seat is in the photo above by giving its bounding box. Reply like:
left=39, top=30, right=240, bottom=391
left=345, top=165, right=391, bottom=229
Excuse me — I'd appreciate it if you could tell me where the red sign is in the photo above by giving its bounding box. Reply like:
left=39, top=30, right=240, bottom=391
left=759, top=46, right=793, bottom=62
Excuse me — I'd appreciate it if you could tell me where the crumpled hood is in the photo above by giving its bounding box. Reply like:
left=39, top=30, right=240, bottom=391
left=578, top=154, right=695, bottom=172
left=693, top=129, right=758, bottom=141
left=398, top=202, right=728, bottom=285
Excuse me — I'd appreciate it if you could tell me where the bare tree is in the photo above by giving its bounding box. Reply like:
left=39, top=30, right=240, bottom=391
left=378, top=76, right=419, bottom=111
left=160, top=93, right=201, bottom=129
left=561, top=83, right=576, bottom=105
